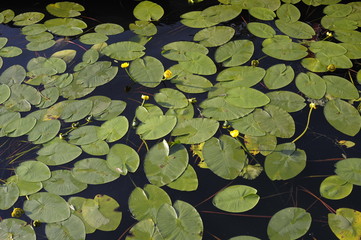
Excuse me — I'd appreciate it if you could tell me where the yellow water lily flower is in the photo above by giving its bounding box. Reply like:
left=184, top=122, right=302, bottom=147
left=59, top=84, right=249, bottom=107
left=141, top=94, right=150, bottom=100
left=327, top=64, right=336, bottom=72
left=163, top=69, right=172, bottom=79
left=120, top=62, right=129, bottom=68
left=230, top=129, right=239, bottom=138
left=11, top=208, right=24, bottom=218
left=309, top=102, right=317, bottom=109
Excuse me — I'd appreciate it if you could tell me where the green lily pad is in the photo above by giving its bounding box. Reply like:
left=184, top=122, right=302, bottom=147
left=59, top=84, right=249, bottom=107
left=21, top=23, right=47, bottom=35
left=44, top=18, right=87, bottom=36
left=225, top=87, right=270, bottom=108
left=334, top=29, right=361, bottom=43
left=43, top=170, right=87, bottom=196
left=154, top=88, right=188, bottom=109
left=36, top=87, right=59, bottom=109
left=267, top=207, right=311, bottom=240
left=67, top=197, right=96, bottom=234
left=263, top=64, right=294, bottom=89
left=93, top=100, right=126, bottom=121
left=46, top=2, right=84, bottom=17
left=156, top=201, right=203, bottom=240
left=133, top=1, right=164, bottom=21
left=193, top=26, right=235, bottom=47
left=323, top=75, right=359, bottom=99
left=15, top=160, right=51, bottom=182
left=249, top=7, right=276, bottom=20
left=309, top=41, right=347, bottom=56
left=320, top=175, right=353, bottom=200
left=75, top=61, right=118, bottom=88
left=23, top=192, right=71, bottom=223
left=167, top=164, right=198, bottom=191
left=106, top=144, right=140, bottom=175
left=228, top=236, right=261, bottom=240
left=129, top=20, right=157, bottom=36
left=6, top=175, right=42, bottom=196
left=161, top=41, right=209, bottom=61
left=171, top=118, right=219, bottom=144
left=340, top=43, right=361, bottom=59
left=247, top=22, right=276, bottom=38
left=253, top=105, right=295, bottom=138
left=68, top=125, right=99, bottom=145
left=137, top=115, right=177, bottom=140
left=178, top=52, right=216, bottom=75
left=213, top=185, right=260, bottom=212
left=262, top=38, right=308, bottom=60
left=324, top=99, right=361, bottom=136
left=265, top=142, right=306, bottom=180
left=324, top=3, right=353, bottom=17
left=171, top=73, right=213, bottom=93
left=0, top=219, right=36, bottom=240
left=5, top=84, right=41, bottom=112
left=60, top=100, right=92, bottom=122
left=0, top=182, right=19, bottom=210
left=321, top=16, right=358, bottom=31
left=266, top=91, right=306, bottom=112
left=2, top=116, right=36, bottom=137
left=301, top=57, right=328, bottom=72
left=217, top=66, right=265, bottom=88
left=144, top=140, right=188, bottom=186
left=0, top=46, right=23, bottom=57
left=203, top=135, right=247, bottom=180
left=165, top=104, right=194, bottom=123
left=82, top=194, right=122, bottom=231
left=13, top=12, right=44, bottom=26
left=37, top=139, right=82, bottom=165
left=0, top=64, right=26, bottom=85
left=128, top=184, right=172, bottom=221
left=135, top=103, right=163, bottom=122
left=1, top=9, right=15, bottom=23
left=101, top=41, right=145, bottom=61
left=295, top=72, right=326, bottom=99
left=244, top=134, right=277, bottom=156
left=125, top=219, right=163, bottom=240
left=72, top=158, right=120, bottom=185
left=275, top=20, right=315, bottom=39
left=97, top=116, right=129, bottom=142
left=26, top=32, right=53, bottom=42
left=276, top=3, right=301, bottom=22
left=215, top=40, right=254, bottom=67
left=328, top=208, right=361, bottom=240
left=129, top=56, right=164, bottom=88
left=335, top=158, right=361, bottom=186
left=230, top=112, right=266, bottom=137
left=81, top=140, right=110, bottom=156
left=79, top=32, right=108, bottom=45
left=45, top=214, right=86, bottom=240
left=95, top=23, right=124, bottom=35
left=27, top=119, right=61, bottom=144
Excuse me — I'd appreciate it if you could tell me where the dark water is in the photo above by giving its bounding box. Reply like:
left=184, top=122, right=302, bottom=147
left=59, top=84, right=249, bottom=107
left=1, top=0, right=361, bottom=240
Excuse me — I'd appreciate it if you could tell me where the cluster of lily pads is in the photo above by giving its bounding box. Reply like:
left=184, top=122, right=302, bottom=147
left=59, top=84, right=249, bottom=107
left=0, top=0, right=360, bottom=239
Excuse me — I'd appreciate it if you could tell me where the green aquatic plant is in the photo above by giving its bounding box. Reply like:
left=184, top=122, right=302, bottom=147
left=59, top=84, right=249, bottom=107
left=0, top=0, right=360, bottom=239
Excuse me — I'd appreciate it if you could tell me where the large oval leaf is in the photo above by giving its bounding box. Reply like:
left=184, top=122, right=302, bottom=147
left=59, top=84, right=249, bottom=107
left=0, top=182, right=19, bottom=210
left=136, top=115, right=177, bottom=140
left=101, top=41, right=145, bottom=61
left=129, top=56, right=164, bottom=88
left=215, top=40, right=254, bottom=67
left=335, top=158, right=361, bottom=186
left=225, top=87, right=270, bottom=108
left=320, top=175, right=353, bottom=200
left=106, top=144, right=140, bottom=175
left=45, top=214, right=86, bottom=240
left=97, top=116, right=129, bottom=142
left=0, top=219, right=36, bottom=240
left=15, top=160, right=51, bottom=182
left=328, top=208, right=361, bottom=240
left=42, top=170, right=87, bottom=196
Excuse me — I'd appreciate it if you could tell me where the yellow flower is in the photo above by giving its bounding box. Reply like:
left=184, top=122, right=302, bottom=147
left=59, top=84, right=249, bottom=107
left=326, top=31, right=333, bottom=37
left=251, top=59, right=259, bottom=67
left=309, top=102, right=317, bottom=109
left=230, top=129, right=239, bottom=138
left=141, top=94, right=150, bottom=100
left=163, top=69, right=172, bottom=79
left=11, top=208, right=24, bottom=218
left=32, top=220, right=41, bottom=227
left=120, top=62, right=129, bottom=68
left=327, top=64, right=336, bottom=72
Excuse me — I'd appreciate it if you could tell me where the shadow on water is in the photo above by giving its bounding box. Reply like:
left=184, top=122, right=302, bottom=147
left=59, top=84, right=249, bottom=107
left=0, top=0, right=360, bottom=239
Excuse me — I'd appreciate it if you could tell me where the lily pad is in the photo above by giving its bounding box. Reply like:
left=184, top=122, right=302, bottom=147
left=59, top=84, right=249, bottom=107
left=13, top=12, right=44, bottom=26
left=320, top=175, right=353, bottom=200
left=15, top=160, right=51, bottom=182
left=162, top=41, right=209, bottom=61
left=23, top=192, right=71, bottom=223
left=97, top=116, right=129, bottom=142
left=229, top=112, right=266, bottom=137
left=263, top=64, right=294, bottom=89
left=249, top=7, right=276, bottom=20
left=135, top=103, right=163, bottom=122
left=328, top=208, right=361, bottom=240
left=136, top=115, right=177, bottom=140
left=156, top=201, right=203, bottom=240
left=244, top=134, right=277, bottom=156
left=101, top=41, right=145, bottom=61
left=266, top=91, right=306, bottom=112
left=217, top=66, right=265, bottom=88
left=0, top=64, right=26, bottom=85
left=265, top=142, right=306, bottom=180
left=262, top=38, right=308, bottom=60
left=0, top=218, right=36, bottom=240
left=154, top=88, right=188, bottom=109
left=215, top=40, right=254, bottom=67
left=247, top=22, right=276, bottom=38
left=6, top=175, right=42, bottom=196
left=335, top=158, right=361, bottom=186
left=129, top=56, right=164, bottom=88
left=324, top=99, right=361, bottom=136
left=93, top=100, right=126, bottom=121
left=81, top=140, right=110, bottom=156
left=125, top=219, right=163, bottom=240
left=203, top=135, right=247, bottom=180
left=323, top=75, right=359, bottom=99
left=45, top=18, right=87, bottom=36
left=171, top=73, right=213, bottom=93
left=106, top=144, right=140, bottom=175
left=95, top=23, right=124, bottom=35
left=225, top=87, right=270, bottom=108
left=27, top=119, right=61, bottom=144
left=46, top=2, right=85, bottom=17
left=295, top=72, right=326, bottom=99
left=128, top=184, right=172, bottom=221
left=178, top=52, right=217, bottom=75
left=2, top=116, right=36, bottom=137
left=193, top=26, right=235, bottom=47
left=213, top=185, right=260, bottom=212
left=72, top=158, right=120, bottom=185
left=267, top=207, right=312, bottom=240
left=167, top=164, right=198, bottom=191
left=133, top=1, right=164, bottom=21
left=68, top=125, right=99, bottom=145
left=276, top=3, right=301, bottom=22
left=144, top=140, right=188, bottom=186
left=45, top=214, right=86, bottom=240
left=43, top=169, right=87, bottom=196
left=0, top=182, right=19, bottom=210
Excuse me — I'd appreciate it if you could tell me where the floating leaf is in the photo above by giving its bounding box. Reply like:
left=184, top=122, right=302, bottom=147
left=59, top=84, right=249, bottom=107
left=249, top=7, right=276, bottom=20
left=154, top=88, right=188, bottom=109
left=68, top=125, right=99, bottom=145
left=13, top=12, right=44, bottom=26
left=45, top=214, right=86, bottom=240
left=129, top=56, right=164, bottom=88
left=6, top=175, right=42, bottom=196
left=275, top=20, right=315, bottom=39
left=263, top=64, right=294, bottom=89
left=171, top=73, right=213, bottom=93
left=97, top=116, right=129, bottom=142
left=72, top=158, right=120, bottom=185
left=266, top=91, right=306, bottom=112
left=2, top=116, right=36, bottom=137
left=23, top=192, right=70, bottom=223
left=79, top=32, right=108, bottom=45
left=67, top=197, right=96, bottom=234
left=262, top=39, right=308, bottom=60
left=156, top=201, right=203, bottom=240
left=215, top=40, right=254, bottom=67
left=75, top=61, right=118, bottom=88
left=128, top=184, right=172, bottom=221
left=334, top=29, right=361, bottom=43
left=95, top=23, right=124, bottom=35
left=167, top=164, right=198, bottom=191
left=323, top=75, right=359, bottom=100
left=101, top=41, right=145, bottom=61
left=82, top=140, right=110, bottom=156
left=136, top=115, right=177, bottom=140
left=125, top=219, right=162, bottom=240
left=162, top=41, right=209, bottom=61
left=0, top=65, right=26, bottom=86
left=178, top=52, right=216, bottom=75
left=328, top=208, right=361, bottom=240
left=27, top=119, right=61, bottom=144
left=324, top=3, right=353, bottom=17
left=106, top=144, right=140, bottom=175
left=225, top=87, right=270, bottom=108
left=193, top=26, right=235, bottom=47
left=172, top=118, right=219, bottom=144
left=144, top=140, right=188, bottom=186
left=247, top=22, right=276, bottom=38
left=203, top=135, right=247, bottom=180
left=265, top=143, right=306, bottom=180
left=81, top=194, right=122, bottom=231
left=267, top=207, right=311, bottom=240
left=217, top=66, right=265, bottom=88
left=295, top=72, right=326, bottom=99
left=133, top=1, right=164, bottom=21
left=46, top=2, right=84, bottom=17
left=0, top=182, right=19, bottom=210
left=93, top=100, right=126, bottom=121
left=0, top=46, right=22, bottom=57
left=0, top=219, right=36, bottom=240
left=320, top=175, right=353, bottom=200
left=135, top=103, right=163, bottom=122
left=276, top=3, right=301, bottom=22
left=230, top=112, right=266, bottom=137
left=228, top=237, right=261, bottom=240
left=15, top=160, right=51, bottom=182
left=213, top=185, right=260, bottom=212
left=43, top=170, right=87, bottom=196
left=324, top=99, right=361, bottom=136
left=335, top=158, right=361, bottom=186
left=45, top=18, right=87, bottom=36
